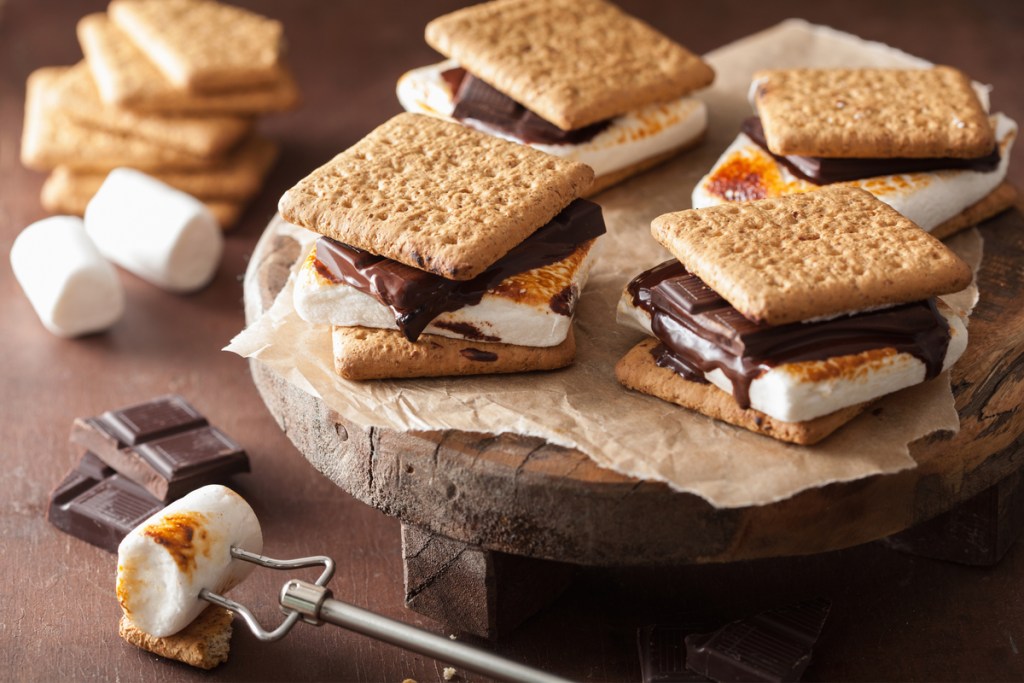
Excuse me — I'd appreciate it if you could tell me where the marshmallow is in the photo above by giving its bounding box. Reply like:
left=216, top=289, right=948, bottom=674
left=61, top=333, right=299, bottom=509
left=617, top=292, right=968, bottom=423
left=116, top=485, right=262, bottom=637
left=10, top=216, right=124, bottom=337
left=397, top=60, right=708, bottom=179
left=692, top=114, right=1017, bottom=232
left=85, top=168, right=223, bottom=293
left=293, top=240, right=598, bottom=347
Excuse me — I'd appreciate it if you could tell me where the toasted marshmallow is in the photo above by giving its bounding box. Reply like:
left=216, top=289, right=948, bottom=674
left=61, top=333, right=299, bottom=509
left=85, top=168, right=223, bottom=293
left=617, top=290, right=968, bottom=423
left=692, top=114, right=1017, bottom=232
left=397, top=60, right=707, bottom=179
left=116, top=485, right=262, bottom=638
left=294, top=240, right=597, bottom=347
left=10, top=216, right=124, bottom=337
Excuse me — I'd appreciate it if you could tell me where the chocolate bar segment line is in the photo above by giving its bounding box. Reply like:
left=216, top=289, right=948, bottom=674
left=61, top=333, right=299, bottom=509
left=69, top=395, right=249, bottom=501
left=47, top=451, right=164, bottom=554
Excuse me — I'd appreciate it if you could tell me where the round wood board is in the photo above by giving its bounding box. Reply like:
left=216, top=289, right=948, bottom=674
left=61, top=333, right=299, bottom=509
left=244, top=208, right=1024, bottom=566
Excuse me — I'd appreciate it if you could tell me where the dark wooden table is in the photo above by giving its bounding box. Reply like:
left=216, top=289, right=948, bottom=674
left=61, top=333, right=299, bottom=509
left=2, top=1, right=1023, bottom=681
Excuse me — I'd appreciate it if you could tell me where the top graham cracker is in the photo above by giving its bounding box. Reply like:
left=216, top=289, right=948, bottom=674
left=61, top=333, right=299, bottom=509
left=278, top=113, right=594, bottom=281
left=650, top=186, right=972, bottom=325
left=752, top=66, right=994, bottom=158
left=425, top=0, right=714, bottom=131
left=108, top=0, right=284, bottom=92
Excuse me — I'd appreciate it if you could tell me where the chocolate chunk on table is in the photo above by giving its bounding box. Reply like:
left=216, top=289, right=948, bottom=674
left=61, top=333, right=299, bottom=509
left=685, top=599, right=831, bottom=682
left=639, top=620, right=718, bottom=682
left=69, top=395, right=249, bottom=501
left=47, top=451, right=163, bottom=553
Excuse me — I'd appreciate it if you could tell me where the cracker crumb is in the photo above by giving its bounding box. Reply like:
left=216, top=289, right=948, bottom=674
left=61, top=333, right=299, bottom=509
left=402, top=678, right=418, bottom=683
left=443, top=667, right=457, bottom=681
left=448, top=634, right=457, bottom=640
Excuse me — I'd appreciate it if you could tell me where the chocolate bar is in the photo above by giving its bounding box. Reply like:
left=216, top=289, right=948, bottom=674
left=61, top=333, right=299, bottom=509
left=685, top=599, right=831, bottom=682
left=47, top=451, right=163, bottom=553
left=314, top=198, right=606, bottom=341
left=444, top=67, right=611, bottom=145
left=638, top=620, right=717, bottom=683
left=69, top=395, right=249, bottom=501
left=627, top=261, right=951, bottom=408
left=741, top=117, right=999, bottom=185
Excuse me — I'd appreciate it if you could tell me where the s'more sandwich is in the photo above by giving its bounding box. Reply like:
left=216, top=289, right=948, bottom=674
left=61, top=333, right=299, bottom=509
left=693, top=67, right=1018, bottom=239
left=397, top=0, right=715, bottom=195
left=280, top=113, right=606, bottom=380
left=615, top=186, right=973, bottom=445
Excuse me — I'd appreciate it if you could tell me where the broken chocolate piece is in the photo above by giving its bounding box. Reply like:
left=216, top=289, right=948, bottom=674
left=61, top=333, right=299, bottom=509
left=69, top=395, right=249, bottom=501
left=639, top=620, right=717, bottom=683
left=47, top=451, right=163, bottom=553
left=685, top=599, right=831, bottom=682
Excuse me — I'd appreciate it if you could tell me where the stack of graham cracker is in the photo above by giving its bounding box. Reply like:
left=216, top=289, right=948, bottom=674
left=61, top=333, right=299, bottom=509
left=21, top=0, right=300, bottom=230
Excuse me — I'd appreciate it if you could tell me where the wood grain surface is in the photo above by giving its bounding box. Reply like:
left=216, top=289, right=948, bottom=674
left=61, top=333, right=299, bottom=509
left=2, top=1, right=1024, bottom=681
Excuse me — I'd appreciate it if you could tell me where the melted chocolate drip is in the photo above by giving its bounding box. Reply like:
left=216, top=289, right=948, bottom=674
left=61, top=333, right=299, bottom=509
left=443, top=67, right=611, bottom=146
left=315, top=199, right=606, bottom=341
left=459, top=348, right=498, bottom=362
left=742, top=116, right=1000, bottom=184
left=627, top=260, right=952, bottom=408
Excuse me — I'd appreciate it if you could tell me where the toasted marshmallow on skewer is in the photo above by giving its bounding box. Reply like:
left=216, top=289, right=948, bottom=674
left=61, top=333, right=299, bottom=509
left=10, top=216, right=124, bottom=337
left=117, top=485, right=262, bottom=637
left=85, top=168, right=223, bottom=293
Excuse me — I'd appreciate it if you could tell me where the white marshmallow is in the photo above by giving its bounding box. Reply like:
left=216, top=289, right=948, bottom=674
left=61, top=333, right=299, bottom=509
left=85, top=168, right=223, bottom=293
left=617, top=290, right=968, bottom=423
left=397, top=60, right=708, bottom=179
left=293, top=240, right=598, bottom=347
left=10, top=216, right=124, bottom=337
left=691, top=114, right=1017, bottom=232
left=116, top=485, right=262, bottom=637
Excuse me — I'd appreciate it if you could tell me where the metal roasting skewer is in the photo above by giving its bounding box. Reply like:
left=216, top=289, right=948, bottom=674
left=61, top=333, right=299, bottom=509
left=200, top=547, right=573, bottom=683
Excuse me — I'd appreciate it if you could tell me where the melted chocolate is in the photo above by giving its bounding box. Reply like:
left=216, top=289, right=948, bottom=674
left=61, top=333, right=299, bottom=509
left=315, top=199, right=605, bottom=341
left=742, top=117, right=1000, bottom=184
left=627, top=261, right=952, bottom=408
left=444, top=68, right=611, bottom=145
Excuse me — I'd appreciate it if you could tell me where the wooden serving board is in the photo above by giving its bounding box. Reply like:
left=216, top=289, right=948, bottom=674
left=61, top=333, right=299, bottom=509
left=244, top=207, right=1024, bottom=633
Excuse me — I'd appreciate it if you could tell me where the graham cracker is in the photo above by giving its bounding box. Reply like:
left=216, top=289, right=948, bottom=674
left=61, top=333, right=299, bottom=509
left=425, top=0, right=714, bottom=130
left=109, top=0, right=284, bottom=92
left=651, top=186, right=973, bottom=325
left=615, top=338, right=865, bottom=446
left=78, top=13, right=300, bottom=115
left=332, top=326, right=576, bottom=380
left=279, top=113, right=594, bottom=281
left=44, top=136, right=278, bottom=201
left=50, top=62, right=251, bottom=157
left=930, top=182, right=1017, bottom=240
left=21, top=67, right=213, bottom=173
left=119, top=604, right=232, bottom=670
left=753, top=67, right=994, bottom=158
left=41, top=172, right=246, bottom=231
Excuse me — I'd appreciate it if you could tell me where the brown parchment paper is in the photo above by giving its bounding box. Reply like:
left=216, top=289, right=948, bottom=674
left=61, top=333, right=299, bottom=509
left=227, top=20, right=986, bottom=508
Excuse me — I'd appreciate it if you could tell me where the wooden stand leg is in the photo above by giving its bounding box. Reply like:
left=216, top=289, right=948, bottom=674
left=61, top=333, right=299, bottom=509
left=401, top=523, right=576, bottom=639
left=881, top=469, right=1024, bottom=566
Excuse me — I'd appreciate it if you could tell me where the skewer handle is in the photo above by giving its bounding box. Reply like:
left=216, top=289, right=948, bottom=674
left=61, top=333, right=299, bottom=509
left=281, top=579, right=572, bottom=683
